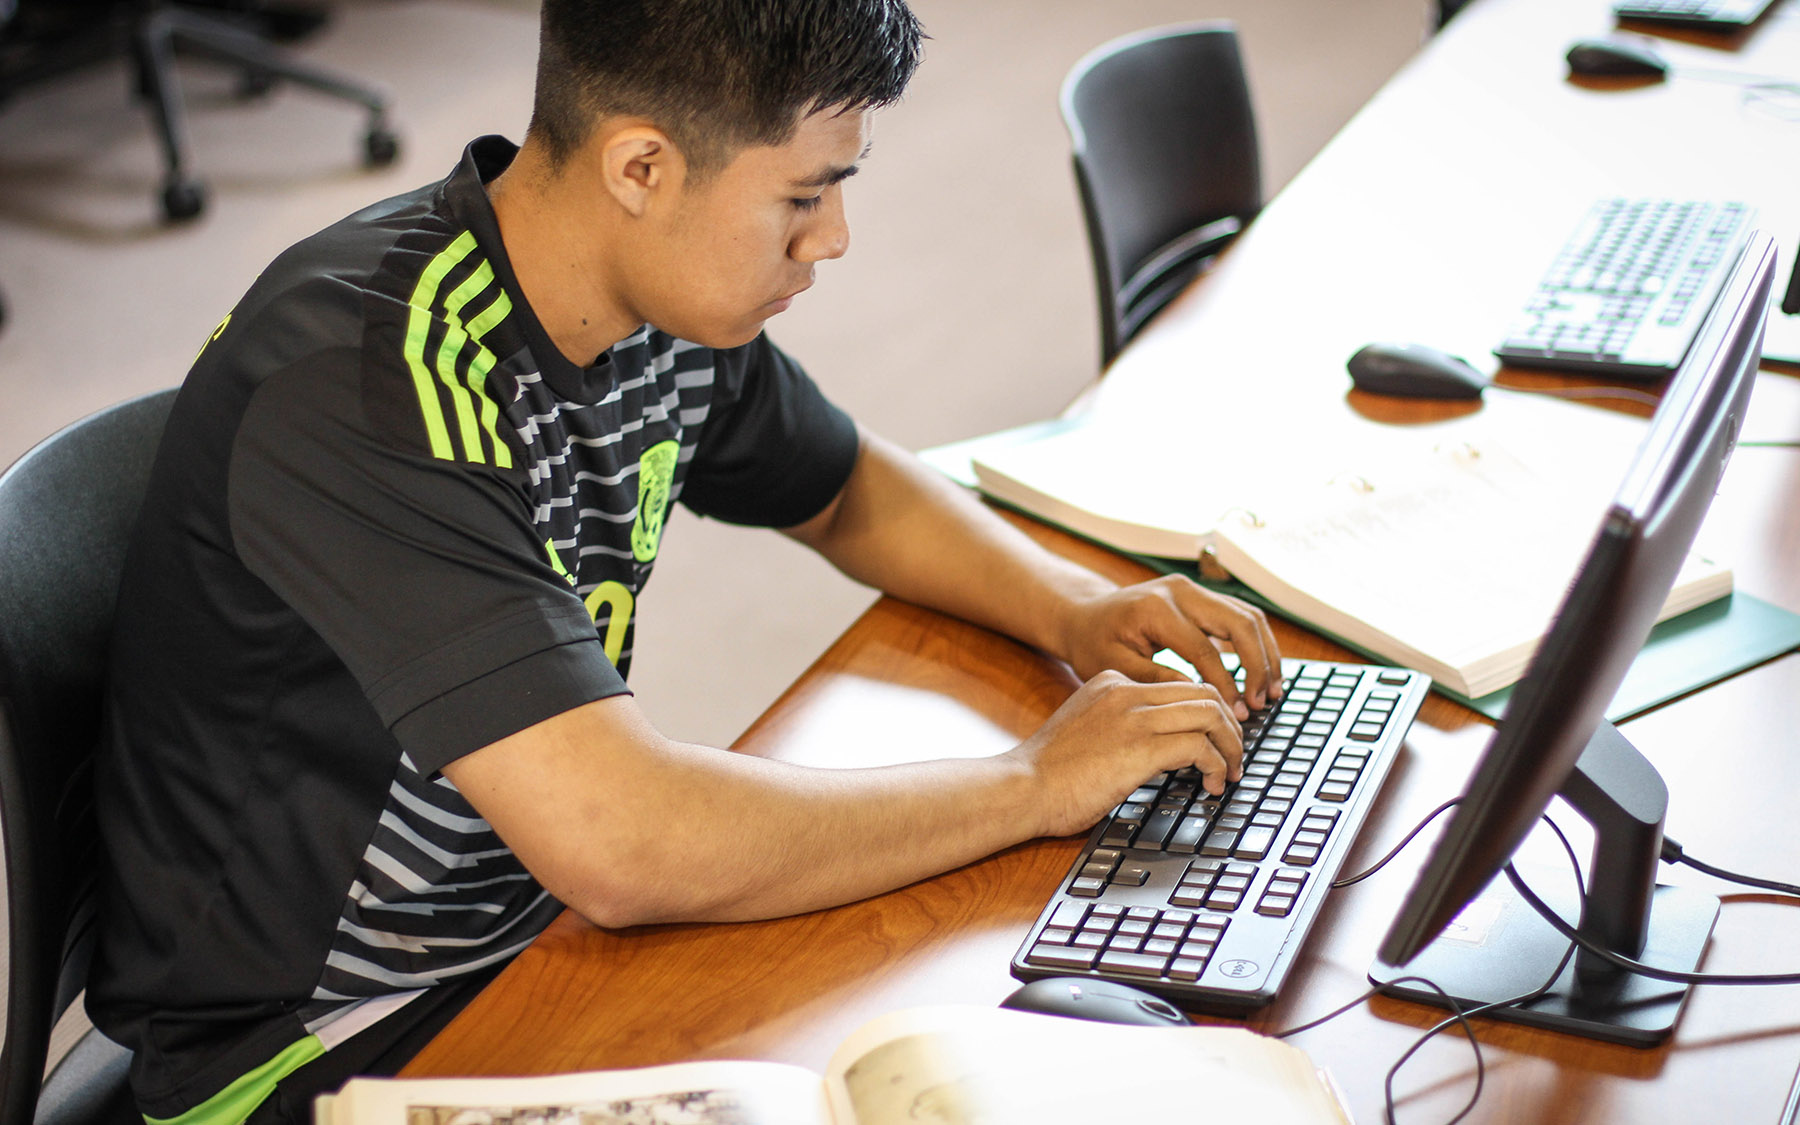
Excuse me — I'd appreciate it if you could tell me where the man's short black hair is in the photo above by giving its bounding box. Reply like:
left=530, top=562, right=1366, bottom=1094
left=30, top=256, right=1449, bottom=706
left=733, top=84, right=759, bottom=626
left=531, top=0, right=924, bottom=178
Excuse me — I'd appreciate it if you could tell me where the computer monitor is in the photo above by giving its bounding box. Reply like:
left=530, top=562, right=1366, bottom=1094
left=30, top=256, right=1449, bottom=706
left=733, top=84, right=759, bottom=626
left=1783, top=233, right=1800, bottom=316
left=1371, top=230, right=1779, bottom=1046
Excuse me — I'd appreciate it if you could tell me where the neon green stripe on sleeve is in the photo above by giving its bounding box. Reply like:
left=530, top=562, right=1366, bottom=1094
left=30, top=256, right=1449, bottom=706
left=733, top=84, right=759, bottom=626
left=544, top=538, right=575, bottom=585
left=432, top=259, right=498, bottom=465
left=465, top=287, right=511, bottom=343
left=402, top=230, right=479, bottom=460
left=440, top=258, right=494, bottom=323
left=465, top=290, right=516, bottom=468
left=142, top=1035, right=326, bottom=1125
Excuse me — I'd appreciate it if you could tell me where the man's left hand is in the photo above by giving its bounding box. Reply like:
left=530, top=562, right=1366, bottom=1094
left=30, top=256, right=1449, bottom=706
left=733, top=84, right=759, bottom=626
left=1055, top=574, right=1283, bottom=720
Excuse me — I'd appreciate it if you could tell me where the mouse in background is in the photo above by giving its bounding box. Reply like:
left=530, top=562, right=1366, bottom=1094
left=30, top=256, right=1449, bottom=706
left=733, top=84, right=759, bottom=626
left=1565, top=37, right=1670, bottom=80
left=999, top=977, right=1193, bottom=1027
left=1346, top=342, right=1492, bottom=400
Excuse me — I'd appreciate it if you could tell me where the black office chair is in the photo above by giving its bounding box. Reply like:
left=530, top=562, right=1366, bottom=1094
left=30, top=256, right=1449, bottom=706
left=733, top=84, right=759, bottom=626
left=0, top=0, right=398, bottom=222
left=1060, top=22, right=1262, bottom=369
left=0, top=388, right=177, bottom=1125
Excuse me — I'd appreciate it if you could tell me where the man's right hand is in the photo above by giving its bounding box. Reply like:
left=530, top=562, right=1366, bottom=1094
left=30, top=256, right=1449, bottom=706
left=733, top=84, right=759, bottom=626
left=1008, top=670, right=1245, bottom=840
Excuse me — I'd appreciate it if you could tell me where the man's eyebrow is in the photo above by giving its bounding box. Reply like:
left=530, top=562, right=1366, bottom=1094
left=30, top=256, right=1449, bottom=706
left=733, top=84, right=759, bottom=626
left=792, top=143, right=874, bottom=189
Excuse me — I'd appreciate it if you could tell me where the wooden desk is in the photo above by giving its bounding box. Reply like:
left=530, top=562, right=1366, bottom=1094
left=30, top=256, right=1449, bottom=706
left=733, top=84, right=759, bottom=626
left=408, top=0, right=1800, bottom=1119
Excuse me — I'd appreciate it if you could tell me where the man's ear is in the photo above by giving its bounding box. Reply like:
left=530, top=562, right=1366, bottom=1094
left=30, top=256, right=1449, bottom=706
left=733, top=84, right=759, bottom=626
left=596, top=123, right=684, bottom=218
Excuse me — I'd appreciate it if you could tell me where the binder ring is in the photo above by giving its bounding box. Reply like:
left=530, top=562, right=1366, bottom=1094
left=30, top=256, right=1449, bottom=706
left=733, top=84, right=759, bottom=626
left=1218, top=506, right=1264, bottom=528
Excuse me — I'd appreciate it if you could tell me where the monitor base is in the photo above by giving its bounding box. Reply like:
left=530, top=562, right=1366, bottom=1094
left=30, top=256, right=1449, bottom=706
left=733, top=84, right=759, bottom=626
left=1369, top=870, right=1717, bottom=1047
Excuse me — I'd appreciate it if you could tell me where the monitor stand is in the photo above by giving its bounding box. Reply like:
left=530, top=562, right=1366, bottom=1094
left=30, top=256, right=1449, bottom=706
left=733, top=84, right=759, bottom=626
left=1369, top=722, right=1718, bottom=1046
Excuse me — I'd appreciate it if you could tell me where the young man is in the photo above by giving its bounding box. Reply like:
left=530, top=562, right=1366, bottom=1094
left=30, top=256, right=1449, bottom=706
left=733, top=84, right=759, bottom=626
left=89, top=1, right=1283, bottom=1121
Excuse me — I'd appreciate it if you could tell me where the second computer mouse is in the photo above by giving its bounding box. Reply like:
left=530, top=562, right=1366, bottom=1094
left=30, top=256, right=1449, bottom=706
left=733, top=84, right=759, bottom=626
left=999, top=977, right=1192, bottom=1027
left=1346, top=342, right=1491, bottom=400
left=1565, top=38, right=1669, bottom=80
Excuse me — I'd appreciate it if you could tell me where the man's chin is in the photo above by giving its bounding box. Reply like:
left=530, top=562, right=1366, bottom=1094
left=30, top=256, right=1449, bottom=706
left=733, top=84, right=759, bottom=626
left=659, top=315, right=772, bottom=351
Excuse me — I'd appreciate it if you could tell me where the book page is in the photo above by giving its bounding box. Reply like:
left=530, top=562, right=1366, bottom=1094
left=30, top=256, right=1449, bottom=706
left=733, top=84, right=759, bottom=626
left=1206, top=415, right=1727, bottom=695
left=1226, top=440, right=1596, bottom=664
left=820, top=1006, right=1346, bottom=1125
left=970, top=416, right=1331, bottom=560
left=321, top=1061, right=830, bottom=1125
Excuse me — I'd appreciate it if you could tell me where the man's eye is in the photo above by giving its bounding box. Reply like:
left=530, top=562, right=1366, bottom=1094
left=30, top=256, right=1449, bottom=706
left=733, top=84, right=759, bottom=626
left=791, top=195, right=823, bottom=212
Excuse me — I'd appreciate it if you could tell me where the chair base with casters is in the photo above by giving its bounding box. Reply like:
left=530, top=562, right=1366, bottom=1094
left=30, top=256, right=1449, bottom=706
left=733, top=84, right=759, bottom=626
left=0, top=389, right=177, bottom=1124
left=131, top=0, right=400, bottom=222
left=0, top=1, right=400, bottom=223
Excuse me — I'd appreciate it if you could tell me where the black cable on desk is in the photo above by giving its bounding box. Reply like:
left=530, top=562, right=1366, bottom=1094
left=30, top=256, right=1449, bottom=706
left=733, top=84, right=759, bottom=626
left=1506, top=865, right=1800, bottom=985
left=1662, top=836, right=1800, bottom=898
left=1331, top=798, right=1461, bottom=889
left=1375, top=817, right=1583, bottom=1125
left=1278, top=809, right=1582, bottom=1124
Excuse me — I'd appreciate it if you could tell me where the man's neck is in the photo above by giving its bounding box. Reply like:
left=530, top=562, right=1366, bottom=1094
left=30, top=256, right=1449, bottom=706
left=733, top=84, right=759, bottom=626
left=486, top=143, right=641, bottom=367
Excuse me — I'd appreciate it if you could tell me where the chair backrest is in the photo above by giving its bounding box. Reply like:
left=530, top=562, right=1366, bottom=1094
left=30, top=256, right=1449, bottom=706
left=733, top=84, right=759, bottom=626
left=0, top=388, right=176, bottom=1125
left=1061, top=22, right=1262, bottom=368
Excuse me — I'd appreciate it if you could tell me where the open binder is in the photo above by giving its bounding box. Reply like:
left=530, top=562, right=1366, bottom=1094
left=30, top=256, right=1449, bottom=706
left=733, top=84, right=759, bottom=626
left=926, top=391, right=1800, bottom=718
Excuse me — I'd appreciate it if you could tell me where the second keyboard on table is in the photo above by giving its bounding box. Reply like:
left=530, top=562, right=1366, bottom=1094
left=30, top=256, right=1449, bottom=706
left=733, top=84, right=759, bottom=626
left=1494, top=198, right=1753, bottom=378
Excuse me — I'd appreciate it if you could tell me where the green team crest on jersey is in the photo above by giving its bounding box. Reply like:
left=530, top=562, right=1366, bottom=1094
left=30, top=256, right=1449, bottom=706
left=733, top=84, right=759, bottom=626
left=632, top=440, right=679, bottom=563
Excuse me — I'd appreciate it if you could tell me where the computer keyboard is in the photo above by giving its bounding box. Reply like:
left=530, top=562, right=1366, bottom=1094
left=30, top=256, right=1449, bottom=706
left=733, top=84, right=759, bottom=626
left=1494, top=198, right=1754, bottom=378
left=1010, top=657, right=1429, bottom=1015
left=1613, top=0, right=1779, bottom=29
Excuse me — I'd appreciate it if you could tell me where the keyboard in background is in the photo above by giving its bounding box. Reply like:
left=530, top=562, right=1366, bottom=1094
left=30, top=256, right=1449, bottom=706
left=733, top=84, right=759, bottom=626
left=1494, top=198, right=1753, bottom=378
left=1010, top=657, right=1429, bottom=1015
left=1613, top=0, right=1780, bottom=29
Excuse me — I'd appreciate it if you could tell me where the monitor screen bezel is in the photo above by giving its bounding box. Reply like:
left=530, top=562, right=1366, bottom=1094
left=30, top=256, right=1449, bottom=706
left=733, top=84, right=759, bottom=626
left=1378, top=231, right=1779, bottom=970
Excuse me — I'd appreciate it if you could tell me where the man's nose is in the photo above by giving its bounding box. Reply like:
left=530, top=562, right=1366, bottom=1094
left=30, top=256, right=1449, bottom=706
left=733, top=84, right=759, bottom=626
left=794, top=188, right=850, bottom=263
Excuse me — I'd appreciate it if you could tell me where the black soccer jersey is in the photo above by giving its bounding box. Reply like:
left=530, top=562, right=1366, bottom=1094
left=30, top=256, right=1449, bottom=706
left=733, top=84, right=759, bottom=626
left=88, top=136, right=859, bottom=1124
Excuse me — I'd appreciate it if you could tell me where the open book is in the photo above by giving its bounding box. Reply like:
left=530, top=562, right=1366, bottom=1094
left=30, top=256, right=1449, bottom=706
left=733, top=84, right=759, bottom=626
left=316, top=1005, right=1348, bottom=1125
left=971, top=394, right=1729, bottom=699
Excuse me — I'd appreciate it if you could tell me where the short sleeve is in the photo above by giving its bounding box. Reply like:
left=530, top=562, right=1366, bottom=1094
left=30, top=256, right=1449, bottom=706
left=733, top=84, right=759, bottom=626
left=227, top=361, right=626, bottom=776
left=678, top=333, right=860, bottom=528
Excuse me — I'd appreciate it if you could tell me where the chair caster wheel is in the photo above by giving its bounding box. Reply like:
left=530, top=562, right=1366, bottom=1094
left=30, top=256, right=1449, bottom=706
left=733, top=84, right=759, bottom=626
left=363, top=127, right=400, bottom=168
left=161, top=179, right=206, bottom=222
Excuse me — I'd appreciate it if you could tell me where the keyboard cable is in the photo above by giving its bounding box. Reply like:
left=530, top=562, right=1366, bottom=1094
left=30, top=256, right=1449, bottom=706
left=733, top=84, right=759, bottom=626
left=1676, top=70, right=1800, bottom=122
left=1329, top=798, right=1463, bottom=890
left=1498, top=384, right=1663, bottom=409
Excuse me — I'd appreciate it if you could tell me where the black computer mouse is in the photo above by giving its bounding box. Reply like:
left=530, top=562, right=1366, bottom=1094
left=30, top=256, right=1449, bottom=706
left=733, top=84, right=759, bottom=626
left=1565, top=38, right=1670, bottom=80
left=1346, top=342, right=1491, bottom=400
left=999, top=977, right=1192, bottom=1027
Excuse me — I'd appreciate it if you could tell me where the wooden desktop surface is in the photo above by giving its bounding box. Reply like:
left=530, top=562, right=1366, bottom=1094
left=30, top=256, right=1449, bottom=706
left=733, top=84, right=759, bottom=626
left=407, top=0, right=1800, bottom=1119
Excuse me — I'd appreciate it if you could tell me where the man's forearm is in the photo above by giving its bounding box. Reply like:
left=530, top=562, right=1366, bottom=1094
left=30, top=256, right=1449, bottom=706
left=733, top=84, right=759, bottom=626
left=449, top=668, right=1247, bottom=931
left=785, top=431, right=1115, bottom=665
left=446, top=695, right=1046, bottom=928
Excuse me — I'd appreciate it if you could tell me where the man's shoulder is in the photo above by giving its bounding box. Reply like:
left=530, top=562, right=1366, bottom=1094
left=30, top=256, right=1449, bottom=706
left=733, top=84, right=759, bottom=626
left=199, top=175, right=530, bottom=457
left=240, top=179, right=464, bottom=347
